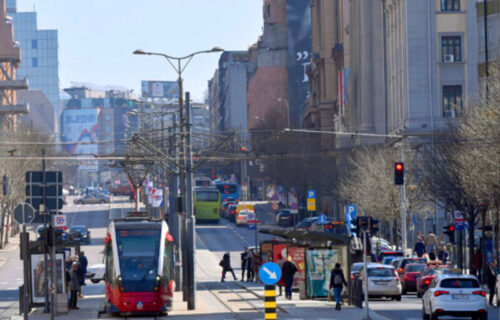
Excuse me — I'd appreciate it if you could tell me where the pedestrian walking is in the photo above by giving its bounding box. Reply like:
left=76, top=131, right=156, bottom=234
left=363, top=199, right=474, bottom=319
left=281, top=256, right=298, bottom=300
left=472, top=248, right=483, bottom=278
left=485, top=260, right=497, bottom=307
left=246, top=250, right=255, bottom=282
left=79, top=251, right=88, bottom=286
left=240, top=247, right=248, bottom=281
left=68, top=262, right=81, bottom=310
left=428, top=249, right=436, bottom=261
left=71, top=256, right=84, bottom=298
left=220, top=252, right=237, bottom=282
left=329, top=263, right=348, bottom=310
left=414, top=238, right=426, bottom=258
left=252, top=251, right=261, bottom=283
left=437, top=245, right=448, bottom=265
left=276, top=254, right=286, bottom=296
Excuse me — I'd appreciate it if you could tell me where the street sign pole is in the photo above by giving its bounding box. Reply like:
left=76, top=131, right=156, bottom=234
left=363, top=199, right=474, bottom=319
left=41, top=149, right=50, bottom=314
left=363, top=231, right=369, bottom=319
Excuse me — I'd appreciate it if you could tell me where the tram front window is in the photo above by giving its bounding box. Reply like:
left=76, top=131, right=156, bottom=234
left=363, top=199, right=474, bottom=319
left=116, top=227, right=161, bottom=292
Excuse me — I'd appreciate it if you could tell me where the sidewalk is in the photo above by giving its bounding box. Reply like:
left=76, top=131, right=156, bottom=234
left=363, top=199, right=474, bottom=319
left=237, top=280, right=390, bottom=320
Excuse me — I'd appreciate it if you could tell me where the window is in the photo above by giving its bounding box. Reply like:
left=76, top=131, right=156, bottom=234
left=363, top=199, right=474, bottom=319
left=442, top=85, right=462, bottom=116
left=441, top=0, right=460, bottom=11
left=31, top=39, right=37, bottom=49
left=441, top=36, right=461, bottom=62
left=32, top=57, right=38, bottom=67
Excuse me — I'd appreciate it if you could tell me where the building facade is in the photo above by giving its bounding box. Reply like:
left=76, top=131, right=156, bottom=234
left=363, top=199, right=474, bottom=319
left=0, top=0, right=27, bottom=131
left=477, top=0, right=500, bottom=81
left=17, top=89, right=54, bottom=134
left=7, top=0, right=60, bottom=132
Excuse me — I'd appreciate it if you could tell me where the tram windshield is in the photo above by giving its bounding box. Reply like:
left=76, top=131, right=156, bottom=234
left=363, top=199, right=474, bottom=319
left=115, top=226, right=161, bottom=292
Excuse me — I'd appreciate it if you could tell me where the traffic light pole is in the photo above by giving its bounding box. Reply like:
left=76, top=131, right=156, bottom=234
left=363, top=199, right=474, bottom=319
left=42, top=149, right=50, bottom=314
left=400, top=184, right=407, bottom=254
left=363, top=231, right=369, bottom=319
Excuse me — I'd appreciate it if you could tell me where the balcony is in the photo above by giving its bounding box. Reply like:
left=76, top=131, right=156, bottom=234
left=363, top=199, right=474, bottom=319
left=0, top=103, right=29, bottom=115
left=0, top=78, right=28, bottom=90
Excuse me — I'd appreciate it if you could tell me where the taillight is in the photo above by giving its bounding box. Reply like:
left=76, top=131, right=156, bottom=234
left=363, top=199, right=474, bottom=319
left=404, top=274, right=409, bottom=281
left=434, top=290, right=449, bottom=297
left=238, top=216, right=243, bottom=219
left=325, top=225, right=333, bottom=229
left=399, top=268, right=403, bottom=273
left=424, top=278, right=432, bottom=285
left=350, top=275, right=356, bottom=279
left=168, top=280, right=175, bottom=296
left=473, top=290, right=486, bottom=297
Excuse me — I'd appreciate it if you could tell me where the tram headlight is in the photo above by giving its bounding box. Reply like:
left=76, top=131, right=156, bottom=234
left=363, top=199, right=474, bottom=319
left=117, top=276, right=125, bottom=292
left=154, top=275, right=161, bottom=292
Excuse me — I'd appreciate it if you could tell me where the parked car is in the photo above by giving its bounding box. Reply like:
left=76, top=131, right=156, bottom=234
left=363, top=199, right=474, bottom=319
left=68, top=225, right=91, bottom=244
left=310, top=218, right=347, bottom=235
left=360, top=263, right=402, bottom=300
left=295, top=217, right=317, bottom=230
left=416, top=266, right=461, bottom=297
left=422, top=275, right=487, bottom=320
left=74, top=193, right=110, bottom=204
left=86, top=264, right=105, bottom=283
left=395, top=257, right=427, bottom=275
left=236, top=209, right=255, bottom=226
left=401, top=263, right=426, bottom=294
left=351, top=262, right=365, bottom=280
left=276, top=209, right=294, bottom=227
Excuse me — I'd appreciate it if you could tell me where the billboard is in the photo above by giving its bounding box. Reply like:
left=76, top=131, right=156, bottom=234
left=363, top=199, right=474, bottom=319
left=61, top=108, right=100, bottom=171
left=305, top=248, right=339, bottom=298
left=286, top=0, right=312, bottom=128
left=31, top=253, right=66, bottom=303
left=141, top=81, right=179, bottom=100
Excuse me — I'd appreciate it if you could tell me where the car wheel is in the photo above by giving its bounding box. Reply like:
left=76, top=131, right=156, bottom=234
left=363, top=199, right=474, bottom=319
left=77, top=201, right=83, bottom=204
left=87, top=238, right=91, bottom=244
left=422, top=304, right=429, bottom=320
left=402, top=288, right=407, bottom=295
left=90, top=279, right=100, bottom=284
left=417, top=290, right=422, bottom=298
left=430, top=310, right=438, bottom=320
left=395, top=295, right=401, bottom=301
left=100, top=200, right=105, bottom=204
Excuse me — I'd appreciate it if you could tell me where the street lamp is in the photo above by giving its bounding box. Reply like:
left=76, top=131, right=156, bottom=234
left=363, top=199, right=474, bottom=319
left=133, top=46, right=222, bottom=311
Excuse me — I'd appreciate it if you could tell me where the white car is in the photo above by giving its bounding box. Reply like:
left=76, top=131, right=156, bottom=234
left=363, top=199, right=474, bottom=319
left=86, top=264, right=105, bottom=283
left=360, top=263, right=402, bottom=300
left=236, top=210, right=255, bottom=226
left=422, top=274, right=487, bottom=320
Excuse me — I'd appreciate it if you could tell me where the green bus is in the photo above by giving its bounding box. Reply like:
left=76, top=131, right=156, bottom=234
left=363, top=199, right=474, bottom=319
left=193, top=187, right=221, bottom=223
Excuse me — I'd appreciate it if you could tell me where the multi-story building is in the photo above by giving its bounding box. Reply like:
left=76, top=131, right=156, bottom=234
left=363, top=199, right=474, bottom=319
left=0, top=0, right=28, bottom=131
left=383, top=0, right=479, bottom=136
left=477, top=0, right=500, bottom=83
left=305, top=0, right=349, bottom=149
left=17, top=89, right=54, bottom=134
left=7, top=0, right=60, bottom=132
left=192, top=103, right=211, bottom=149
left=208, top=51, right=249, bottom=137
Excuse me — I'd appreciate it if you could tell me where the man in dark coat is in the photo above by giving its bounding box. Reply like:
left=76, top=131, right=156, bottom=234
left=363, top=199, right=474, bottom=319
left=79, top=251, right=88, bottom=286
left=69, top=262, right=81, bottom=309
left=329, top=263, right=348, bottom=310
left=281, top=256, right=298, bottom=300
left=220, top=252, right=237, bottom=282
left=240, top=247, right=248, bottom=281
left=485, top=260, right=497, bottom=307
left=414, top=238, right=426, bottom=258
left=437, top=246, right=448, bottom=265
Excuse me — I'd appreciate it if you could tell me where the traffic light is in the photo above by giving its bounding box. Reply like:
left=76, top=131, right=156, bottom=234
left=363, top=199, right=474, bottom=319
left=356, top=216, right=372, bottom=235
left=394, top=162, right=404, bottom=185
left=370, top=218, right=380, bottom=236
left=443, top=224, right=455, bottom=244
left=240, top=146, right=246, bottom=152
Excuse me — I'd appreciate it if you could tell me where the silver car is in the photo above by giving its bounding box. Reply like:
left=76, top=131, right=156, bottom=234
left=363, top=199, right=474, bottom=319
left=360, top=263, right=402, bottom=300
left=74, top=193, right=110, bottom=204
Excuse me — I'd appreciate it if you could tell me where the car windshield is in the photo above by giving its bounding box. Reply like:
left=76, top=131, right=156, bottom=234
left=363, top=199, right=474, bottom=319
left=440, top=278, right=480, bottom=288
left=70, top=227, right=85, bottom=233
left=115, top=226, right=161, bottom=292
left=423, top=268, right=442, bottom=276
left=367, top=268, right=396, bottom=277
left=406, top=264, right=426, bottom=272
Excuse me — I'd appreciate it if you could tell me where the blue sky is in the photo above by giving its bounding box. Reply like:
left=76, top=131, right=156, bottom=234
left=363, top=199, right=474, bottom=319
left=16, top=1, right=263, bottom=101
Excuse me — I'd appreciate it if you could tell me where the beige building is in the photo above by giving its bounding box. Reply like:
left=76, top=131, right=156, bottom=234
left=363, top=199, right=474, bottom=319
left=477, top=0, right=500, bottom=80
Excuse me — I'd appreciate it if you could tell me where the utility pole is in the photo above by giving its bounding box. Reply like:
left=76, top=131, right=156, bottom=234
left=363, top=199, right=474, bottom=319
left=400, top=143, right=407, bottom=254
left=42, top=148, right=50, bottom=314
left=185, top=92, right=196, bottom=309
left=169, top=114, right=181, bottom=291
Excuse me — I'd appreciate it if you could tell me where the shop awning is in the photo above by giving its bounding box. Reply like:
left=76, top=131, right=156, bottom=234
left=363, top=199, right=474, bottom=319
left=259, top=227, right=350, bottom=246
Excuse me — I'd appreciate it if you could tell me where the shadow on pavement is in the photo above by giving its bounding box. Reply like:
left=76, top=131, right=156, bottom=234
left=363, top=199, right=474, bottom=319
left=0, top=289, right=19, bottom=302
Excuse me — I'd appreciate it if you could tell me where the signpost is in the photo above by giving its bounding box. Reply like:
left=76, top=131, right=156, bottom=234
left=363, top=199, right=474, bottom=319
left=307, top=190, right=316, bottom=213
left=53, top=215, right=67, bottom=231
left=13, top=202, right=35, bottom=320
left=346, top=204, right=357, bottom=218
left=259, top=262, right=281, bottom=320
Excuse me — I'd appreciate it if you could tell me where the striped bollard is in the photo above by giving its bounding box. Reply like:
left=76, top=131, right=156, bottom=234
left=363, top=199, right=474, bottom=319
left=264, top=285, right=277, bottom=320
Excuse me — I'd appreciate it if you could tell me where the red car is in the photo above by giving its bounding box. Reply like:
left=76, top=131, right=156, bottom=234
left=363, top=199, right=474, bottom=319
left=395, top=257, right=427, bottom=276
left=401, top=263, right=426, bottom=294
left=416, top=266, right=460, bottom=297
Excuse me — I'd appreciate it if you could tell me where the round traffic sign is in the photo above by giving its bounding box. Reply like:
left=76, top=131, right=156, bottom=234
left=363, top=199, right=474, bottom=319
left=259, top=262, right=282, bottom=285
left=290, top=202, right=298, bottom=210
left=318, top=214, right=327, bottom=224
left=272, top=194, right=279, bottom=201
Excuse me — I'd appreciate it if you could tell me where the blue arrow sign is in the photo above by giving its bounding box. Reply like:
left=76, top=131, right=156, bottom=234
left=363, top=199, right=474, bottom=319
left=247, top=224, right=256, bottom=230
left=259, top=262, right=282, bottom=285
left=318, top=214, right=327, bottom=224
left=346, top=205, right=357, bottom=218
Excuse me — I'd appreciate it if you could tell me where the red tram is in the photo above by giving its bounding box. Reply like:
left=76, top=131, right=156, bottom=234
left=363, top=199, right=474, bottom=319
left=104, top=217, right=174, bottom=315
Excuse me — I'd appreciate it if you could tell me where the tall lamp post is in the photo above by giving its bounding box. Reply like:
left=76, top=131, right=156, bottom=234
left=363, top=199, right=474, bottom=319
left=133, top=47, right=223, bottom=310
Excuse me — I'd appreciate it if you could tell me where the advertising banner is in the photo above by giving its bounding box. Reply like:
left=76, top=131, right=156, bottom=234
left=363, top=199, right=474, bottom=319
left=286, top=0, right=311, bottom=127
left=141, top=81, right=179, bottom=100
left=305, top=248, right=339, bottom=298
left=31, top=253, right=66, bottom=303
left=287, top=246, right=306, bottom=289
left=272, top=243, right=288, bottom=263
